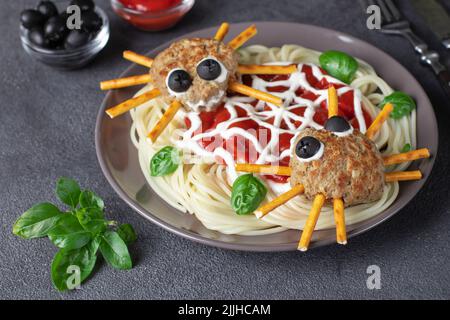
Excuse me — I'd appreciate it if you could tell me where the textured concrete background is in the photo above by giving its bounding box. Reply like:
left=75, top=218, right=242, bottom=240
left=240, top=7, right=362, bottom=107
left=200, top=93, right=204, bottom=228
left=1, top=0, right=449, bottom=299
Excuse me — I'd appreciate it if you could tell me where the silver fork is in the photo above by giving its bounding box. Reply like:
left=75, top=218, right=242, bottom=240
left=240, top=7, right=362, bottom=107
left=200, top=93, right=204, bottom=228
left=361, top=0, right=450, bottom=99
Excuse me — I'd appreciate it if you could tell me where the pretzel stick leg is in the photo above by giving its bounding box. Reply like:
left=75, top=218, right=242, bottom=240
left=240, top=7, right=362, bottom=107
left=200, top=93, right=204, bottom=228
left=100, top=74, right=152, bottom=90
left=255, top=185, right=305, bottom=219
left=385, top=170, right=422, bottom=182
left=366, top=103, right=393, bottom=140
left=105, top=88, right=161, bottom=118
left=328, top=86, right=338, bottom=118
left=333, top=198, right=347, bottom=245
left=148, top=100, right=183, bottom=142
left=214, top=22, right=230, bottom=41
left=229, top=81, right=283, bottom=106
left=383, top=148, right=430, bottom=166
left=298, top=194, right=326, bottom=251
left=228, top=24, right=257, bottom=50
left=238, top=64, right=298, bottom=75
left=123, top=51, right=154, bottom=68
left=235, top=164, right=291, bottom=176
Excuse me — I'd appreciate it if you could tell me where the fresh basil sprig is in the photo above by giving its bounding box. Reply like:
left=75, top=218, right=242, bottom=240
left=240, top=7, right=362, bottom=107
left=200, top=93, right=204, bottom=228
left=319, top=50, right=359, bottom=84
left=12, top=177, right=136, bottom=291
left=51, top=237, right=101, bottom=291
left=48, top=214, right=92, bottom=250
left=79, top=190, right=104, bottom=210
left=117, top=223, right=137, bottom=245
left=12, top=203, right=62, bottom=239
left=231, top=174, right=267, bottom=215
left=378, top=91, right=416, bottom=119
left=99, top=231, right=132, bottom=270
left=401, top=143, right=412, bottom=153
left=150, top=146, right=180, bottom=177
left=56, top=177, right=81, bottom=208
left=76, top=208, right=107, bottom=234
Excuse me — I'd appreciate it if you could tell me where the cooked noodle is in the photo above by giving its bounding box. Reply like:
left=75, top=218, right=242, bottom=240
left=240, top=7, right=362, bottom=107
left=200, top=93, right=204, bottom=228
left=129, top=45, right=415, bottom=235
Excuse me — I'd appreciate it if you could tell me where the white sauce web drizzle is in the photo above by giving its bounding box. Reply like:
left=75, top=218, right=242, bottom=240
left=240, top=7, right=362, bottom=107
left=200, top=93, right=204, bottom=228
left=172, top=63, right=367, bottom=184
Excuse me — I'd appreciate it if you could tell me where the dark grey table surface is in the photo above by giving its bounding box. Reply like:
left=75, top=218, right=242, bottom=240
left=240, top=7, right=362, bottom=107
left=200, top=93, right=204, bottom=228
left=1, top=0, right=449, bottom=300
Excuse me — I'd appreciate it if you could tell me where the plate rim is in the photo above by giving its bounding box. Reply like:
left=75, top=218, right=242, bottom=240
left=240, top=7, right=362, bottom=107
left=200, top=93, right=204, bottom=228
left=95, top=21, right=438, bottom=252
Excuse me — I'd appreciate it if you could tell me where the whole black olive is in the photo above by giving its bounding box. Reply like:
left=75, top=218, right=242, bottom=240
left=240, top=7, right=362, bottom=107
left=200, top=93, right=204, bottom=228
left=295, top=136, right=322, bottom=159
left=44, top=15, right=68, bottom=42
left=324, top=116, right=351, bottom=133
left=81, top=11, right=102, bottom=33
left=197, top=59, right=222, bottom=81
left=28, top=28, right=49, bottom=48
left=70, top=0, right=95, bottom=12
left=20, top=9, right=46, bottom=29
left=167, top=69, right=192, bottom=93
left=65, top=30, right=90, bottom=49
left=37, top=1, right=58, bottom=19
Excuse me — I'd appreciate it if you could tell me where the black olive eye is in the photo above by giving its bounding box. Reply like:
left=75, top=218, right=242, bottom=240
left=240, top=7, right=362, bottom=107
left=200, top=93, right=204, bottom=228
left=167, top=69, right=192, bottom=93
left=197, top=59, right=222, bottom=81
left=324, top=116, right=351, bottom=133
left=295, top=136, right=322, bottom=159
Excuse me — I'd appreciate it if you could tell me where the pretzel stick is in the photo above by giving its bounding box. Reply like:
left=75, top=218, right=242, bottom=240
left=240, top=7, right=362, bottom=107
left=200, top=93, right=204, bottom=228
left=214, top=22, right=230, bottom=41
left=105, top=88, right=161, bottom=118
left=100, top=74, right=152, bottom=90
left=366, top=103, right=393, bottom=140
left=229, top=81, right=283, bottom=106
left=333, top=198, right=347, bottom=245
left=123, top=51, right=154, bottom=68
left=228, top=24, right=257, bottom=50
left=298, top=194, right=326, bottom=251
left=148, top=100, right=183, bottom=142
left=385, top=170, right=422, bottom=182
left=235, top=164, right=291, bottom=176
left=238, top=64, right=297, bottom=75
left=255, top=185, right=305, bottom=219
left=383, top=148, right=430, bottom=166
left=328, top=86, right=338, bottom=118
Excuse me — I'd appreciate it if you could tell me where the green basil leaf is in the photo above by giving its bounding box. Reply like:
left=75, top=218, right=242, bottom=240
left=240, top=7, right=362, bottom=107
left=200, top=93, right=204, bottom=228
left=76, top=208, right=107, bottom=235
left=231, top=174, right=267, bottom=215
left=99, top=231, right=132, bottom=270
left=319, top=50, right=359, bottom=84
left=401, top=143, right=412, bottom=153
left=13, top=203, right=63, bottom=239
left=79, top=190, right=104, bottom=210
left=150, top=146, right=180, bottom=177
left=56, top=177, right=81, bottom=208
left=378, top=91, right=416, bottom=119
left=51, top=238, right=100, bottom=291
left=117, top=224, right=137, bottom=245
left=48, top=214, right=92, bottom=250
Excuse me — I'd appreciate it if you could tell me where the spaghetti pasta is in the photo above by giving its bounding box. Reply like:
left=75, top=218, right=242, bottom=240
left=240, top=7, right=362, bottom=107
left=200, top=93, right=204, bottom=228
left=128, top=45, right=415, bottom=236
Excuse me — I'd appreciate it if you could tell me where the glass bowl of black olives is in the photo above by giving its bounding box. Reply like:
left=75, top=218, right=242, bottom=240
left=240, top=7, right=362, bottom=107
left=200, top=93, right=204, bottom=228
left=20, top=0, right=110, bottom=69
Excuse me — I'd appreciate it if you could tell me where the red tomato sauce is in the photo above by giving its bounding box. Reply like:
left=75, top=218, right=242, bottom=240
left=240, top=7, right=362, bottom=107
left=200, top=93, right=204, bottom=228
left=116, top=0, right=187, bottom=31
left=119, top=0, right=182, bottom=12
left=184, top=66, right=373, bottom=183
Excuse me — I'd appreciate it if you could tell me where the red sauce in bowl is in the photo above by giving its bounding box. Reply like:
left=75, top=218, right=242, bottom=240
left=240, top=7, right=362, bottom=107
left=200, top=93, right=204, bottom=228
left=119, top=0, right=182, bottom=12
left=112, top=0, right=194, bottom=31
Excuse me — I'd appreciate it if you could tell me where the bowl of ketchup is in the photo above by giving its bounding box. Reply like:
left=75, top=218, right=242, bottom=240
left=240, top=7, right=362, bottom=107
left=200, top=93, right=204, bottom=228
left=111, top=0, right=194, bottom=31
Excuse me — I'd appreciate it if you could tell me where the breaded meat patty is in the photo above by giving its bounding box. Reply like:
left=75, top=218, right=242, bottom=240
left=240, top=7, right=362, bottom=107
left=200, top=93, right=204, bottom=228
left=289, top=128, right=385, bottom=206
left=150, top=38, right=239, bottom=111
